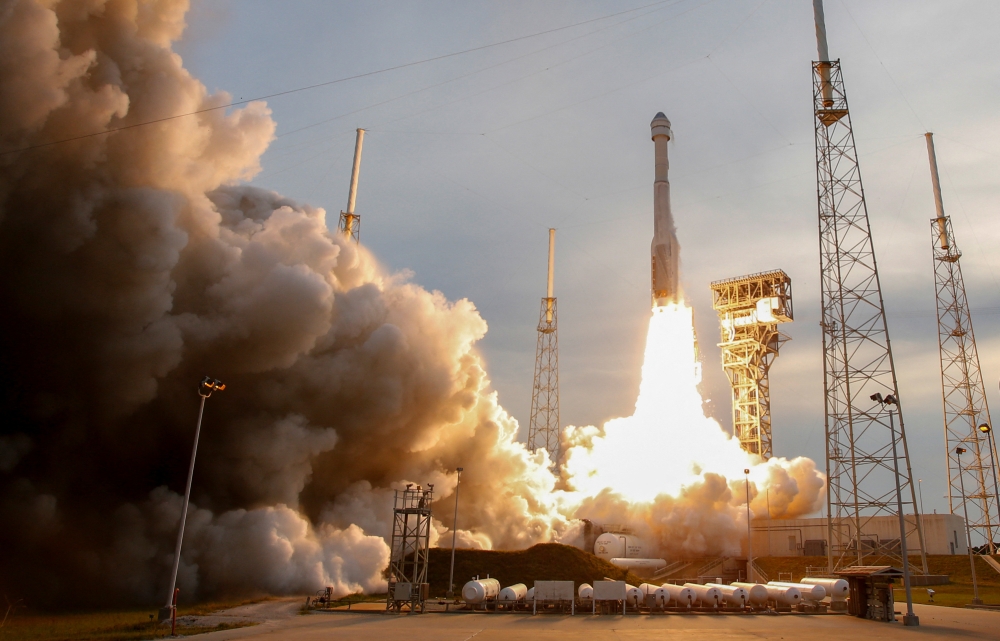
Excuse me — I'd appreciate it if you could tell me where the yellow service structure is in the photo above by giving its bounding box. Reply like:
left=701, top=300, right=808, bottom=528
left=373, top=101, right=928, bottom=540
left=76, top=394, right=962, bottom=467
left=710, top=270, right=792, bottom=460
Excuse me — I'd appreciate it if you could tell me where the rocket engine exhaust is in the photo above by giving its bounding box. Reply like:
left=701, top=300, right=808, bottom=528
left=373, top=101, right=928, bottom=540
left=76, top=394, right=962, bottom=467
left=650, top=112, right=680, bottom=307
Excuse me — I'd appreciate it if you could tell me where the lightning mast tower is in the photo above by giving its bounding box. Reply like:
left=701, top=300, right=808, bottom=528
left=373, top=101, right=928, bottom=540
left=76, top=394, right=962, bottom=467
left=710, top=270, right=793, bottom=460
left=527, top=229, right=561, bottom=465
left=338, top=128, right=365, bottom=242
left=811, top=0, right=926, bottom=573
left=926, top=132, right=998, bottom=554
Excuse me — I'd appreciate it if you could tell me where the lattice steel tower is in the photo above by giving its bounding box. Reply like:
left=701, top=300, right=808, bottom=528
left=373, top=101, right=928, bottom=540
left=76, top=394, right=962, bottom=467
left=926, top=133, right=998, bottom=553
left=386, top=484, right=433, bottom=613
left=710, top=270, right=793, bottom=460
left=527, top=229, right=560, bottom=464
left=338, top=128, right=365, bottom=243
left=811, top=0, right=926, bottom=573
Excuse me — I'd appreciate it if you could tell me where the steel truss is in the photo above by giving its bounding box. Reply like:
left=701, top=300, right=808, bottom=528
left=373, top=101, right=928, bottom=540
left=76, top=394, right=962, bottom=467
left=931, top=215, right=998, bottom=553
left=338, top=211, right=360, bottom=243
left=710, top=270, right=793, bottom=460
left=386, top=485, right=433, bottom=613
left=528, top=297, right=560, bottom=465
left=812, top=60, right=927, bottom=573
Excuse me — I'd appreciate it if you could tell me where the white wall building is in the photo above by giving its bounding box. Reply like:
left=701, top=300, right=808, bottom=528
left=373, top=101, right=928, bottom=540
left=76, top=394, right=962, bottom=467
left=752, top=513, right=967, bottom=557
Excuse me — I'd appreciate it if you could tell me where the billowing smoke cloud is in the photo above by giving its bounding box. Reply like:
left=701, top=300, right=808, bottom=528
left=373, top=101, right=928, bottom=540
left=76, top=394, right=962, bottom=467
left=0, top=0, right=822, bottom=607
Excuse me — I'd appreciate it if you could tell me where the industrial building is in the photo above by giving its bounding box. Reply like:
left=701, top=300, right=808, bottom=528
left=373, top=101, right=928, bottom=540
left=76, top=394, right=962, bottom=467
left=751, top=514, right=967, bottom=558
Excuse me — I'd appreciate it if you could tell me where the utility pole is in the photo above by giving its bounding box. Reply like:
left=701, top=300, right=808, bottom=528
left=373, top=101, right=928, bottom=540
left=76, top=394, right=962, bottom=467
left=810, top=0, right=926, bottom=574
left=527, top=229, right=560, bottom=465
left=160, top=377, right=225, bottom=621
left=447, top=467, right=463, bottom=599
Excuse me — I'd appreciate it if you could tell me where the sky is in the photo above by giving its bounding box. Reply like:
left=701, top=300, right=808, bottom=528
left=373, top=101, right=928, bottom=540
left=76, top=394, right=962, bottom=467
left=176, top=0, right=1000, bottom=518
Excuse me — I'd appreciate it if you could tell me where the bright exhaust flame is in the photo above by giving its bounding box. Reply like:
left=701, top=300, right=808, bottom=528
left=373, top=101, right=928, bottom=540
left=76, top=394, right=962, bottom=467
left=563, top=303, right=803, bottom=505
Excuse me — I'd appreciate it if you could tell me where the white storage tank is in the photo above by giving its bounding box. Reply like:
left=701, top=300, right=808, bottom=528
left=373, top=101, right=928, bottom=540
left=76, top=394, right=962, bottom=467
left=801, top=577, right=849, bottom=600
left=498, top=583, right=527, bottom=603
left=594, top=532, right=646, bottom=560
left=608, top=558, right=667, bottom=572
left=526, top=586, right=535, bottom=601
left=578, top=583, right=593, bottom=599
left=706, top=583, right=750, bottom=607
left=625, top=584, right=642, bottom=607
left=762, top=584, right=802, bottom=606
left=731, top=582, right=769, bottom=605
left=657, top=583, right=695, bottom=607
left=769, top=581, right=826, bottom=602
left=683, top=583, right=723, bottom=608
left=462, top=578, right=501, bottom=604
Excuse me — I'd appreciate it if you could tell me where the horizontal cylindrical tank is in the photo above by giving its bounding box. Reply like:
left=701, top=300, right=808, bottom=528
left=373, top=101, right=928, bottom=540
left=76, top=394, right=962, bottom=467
left=731, top=582, right=769, bottom=605
left=498, top=583, right=527, bottom=602
left=608, top=558, right=667, bottom=572
left=657, top=583, right=695, bottom=607
left=800, top=577, right=849, bottom=600
left=706, top=583, right=750, bottom=607
left=462, top=578, right=501, bottom=604
left=683, top=583, right=723, bottom=607
left=594, top=532, right=646, bottom=560
left=769, top=581, right=826, bottom=602
left=526, top=587, right=534, bottom=601
left=578, top=583, right=593, bottom=599
left=625, top=584, right=641, bottom=607
left=762, top=584, right=801, bottom=606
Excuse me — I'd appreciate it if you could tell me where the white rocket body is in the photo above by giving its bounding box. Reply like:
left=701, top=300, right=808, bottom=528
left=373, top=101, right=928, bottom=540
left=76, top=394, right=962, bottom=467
left=650, top=112, right=680, bottom=307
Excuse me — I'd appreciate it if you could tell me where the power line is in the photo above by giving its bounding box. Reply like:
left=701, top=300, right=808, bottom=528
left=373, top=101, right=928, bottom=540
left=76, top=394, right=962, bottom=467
left=1, top=0, right=681, bottom=156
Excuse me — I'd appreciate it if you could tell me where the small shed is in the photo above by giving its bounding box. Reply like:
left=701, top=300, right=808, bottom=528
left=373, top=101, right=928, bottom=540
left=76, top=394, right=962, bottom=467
left=834, top=566, right=903, bottom=621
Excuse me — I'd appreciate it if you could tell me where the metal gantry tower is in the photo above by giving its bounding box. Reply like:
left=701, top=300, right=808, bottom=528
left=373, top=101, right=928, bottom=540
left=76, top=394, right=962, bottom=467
left=811, top=0, right=926, bottom=573
left=527, top=229, right=561, bottom=465
left=386, top=484, right=433, bottom=613
left=710, top=270, right=793, bottom=460
left=926, top=133, right=998, bottom=554
left=338, top=128, right=365, bottom=242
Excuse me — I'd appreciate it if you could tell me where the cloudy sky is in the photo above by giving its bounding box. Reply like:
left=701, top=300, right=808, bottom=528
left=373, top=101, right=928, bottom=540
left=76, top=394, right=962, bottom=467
left=177, top=0, right=1000, bottom=517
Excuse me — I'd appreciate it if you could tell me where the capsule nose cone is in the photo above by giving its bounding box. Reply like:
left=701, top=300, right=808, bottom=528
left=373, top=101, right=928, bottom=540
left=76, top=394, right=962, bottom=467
left=651, top=112, right=670, bottom=126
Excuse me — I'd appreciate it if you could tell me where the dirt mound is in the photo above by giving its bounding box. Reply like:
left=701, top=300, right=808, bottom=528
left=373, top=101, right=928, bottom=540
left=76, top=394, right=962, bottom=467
left=426, top=543, right=641, bottom=596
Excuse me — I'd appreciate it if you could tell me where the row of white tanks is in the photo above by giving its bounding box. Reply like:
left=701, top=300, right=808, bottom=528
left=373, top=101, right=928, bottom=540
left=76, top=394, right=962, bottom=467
left=462, top=576, right=849, bottom=610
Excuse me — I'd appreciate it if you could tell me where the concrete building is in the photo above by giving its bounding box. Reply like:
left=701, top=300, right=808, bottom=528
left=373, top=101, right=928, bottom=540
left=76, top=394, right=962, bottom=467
left=752, top=514, right=967, bottom=557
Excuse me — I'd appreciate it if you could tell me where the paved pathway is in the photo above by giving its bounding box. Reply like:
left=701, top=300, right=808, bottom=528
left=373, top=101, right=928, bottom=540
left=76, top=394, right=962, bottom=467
left=189, top=602, right=997, bottom=641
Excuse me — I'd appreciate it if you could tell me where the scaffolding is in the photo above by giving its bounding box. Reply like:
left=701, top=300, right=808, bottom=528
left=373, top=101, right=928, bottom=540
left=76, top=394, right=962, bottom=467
left=528, top=229, right=561, bottom=465
left=926, top=133, right=998, bottom=553
left=338, top=128, right=365, bottom=243
left=812, top=59, right=926, bottom=574
left=710, top=270, right=793, bottom=460
left=386, top=484, right=433, bottom=613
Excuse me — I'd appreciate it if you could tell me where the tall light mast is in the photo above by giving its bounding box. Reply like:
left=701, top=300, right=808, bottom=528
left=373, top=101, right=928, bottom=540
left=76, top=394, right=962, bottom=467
left=926, top=132, right=998, bottom=554
left=339, top=128, right=365, bottom=242
left=527, top=229, right=561, bottom=465
left=810, top=0, right=927, bottom=573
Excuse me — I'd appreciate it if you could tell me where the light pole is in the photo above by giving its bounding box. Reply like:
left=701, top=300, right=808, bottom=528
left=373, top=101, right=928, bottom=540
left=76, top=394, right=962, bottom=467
left=978, top=423, right=1000, bottom=554
left=161, top=377, right=225, bottom=621
left=955, top=446, right=983, bottom=605
left=871, top=392, right=918, bottom=626
left=918, top=479, right=926, bottom=550
left=744, top=468, right=754, bottom=583
left=446, top=467, right=463, bottom=599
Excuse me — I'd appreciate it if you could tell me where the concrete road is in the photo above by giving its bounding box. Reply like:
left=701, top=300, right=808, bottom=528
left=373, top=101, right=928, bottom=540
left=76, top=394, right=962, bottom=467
left=193, top=603, right=996, bottom=641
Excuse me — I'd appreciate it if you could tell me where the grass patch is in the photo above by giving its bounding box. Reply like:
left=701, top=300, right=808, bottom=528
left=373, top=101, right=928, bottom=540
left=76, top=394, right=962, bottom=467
left=0, top=598, right=267, bottom=641
left=426, top=543, right=643, bottom=597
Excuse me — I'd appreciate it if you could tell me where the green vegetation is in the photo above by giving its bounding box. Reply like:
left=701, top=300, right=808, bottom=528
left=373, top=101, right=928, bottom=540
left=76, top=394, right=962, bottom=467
left=426, top=543, right=642, bottom=597
left=0, top=598, right=264, bottom=641
left=755, top=554, right=1000, bottom=609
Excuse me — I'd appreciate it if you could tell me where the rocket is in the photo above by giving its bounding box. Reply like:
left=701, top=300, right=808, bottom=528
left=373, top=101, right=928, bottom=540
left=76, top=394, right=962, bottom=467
left=650, top=112, right=680, bottom=307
